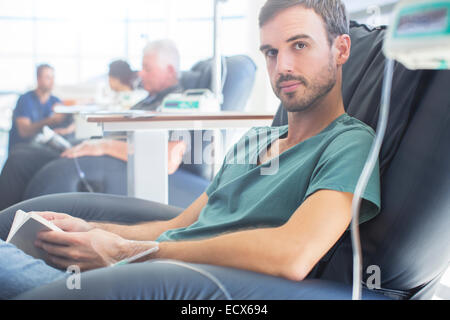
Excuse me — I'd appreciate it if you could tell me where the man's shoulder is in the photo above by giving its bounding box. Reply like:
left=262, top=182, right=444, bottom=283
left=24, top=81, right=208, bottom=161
left=322, top=114, right=376, bottom=156
left=325, top=114, right=376, bottom=146
left=338, top=114, right=376, bottom=136
left=241, top=125, right=288, bottom=139
left=18, top=90, right=35, bottom=101
left=15, top=91, right=35, bottom=109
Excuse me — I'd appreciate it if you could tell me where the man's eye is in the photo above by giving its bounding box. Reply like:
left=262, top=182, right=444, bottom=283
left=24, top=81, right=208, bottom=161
left=266, top=49, right=277, bottom=57
left=294, top=42, right=306, bottom=50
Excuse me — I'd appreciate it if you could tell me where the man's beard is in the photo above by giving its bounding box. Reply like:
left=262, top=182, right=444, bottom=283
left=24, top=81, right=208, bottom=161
left=38, top=86, right=52, bottom=94
left=274, top=57, right=337, bottom=113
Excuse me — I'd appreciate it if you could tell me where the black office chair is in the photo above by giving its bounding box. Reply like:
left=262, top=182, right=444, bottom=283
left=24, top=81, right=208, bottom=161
left=272, top=22, right=450, bottom=299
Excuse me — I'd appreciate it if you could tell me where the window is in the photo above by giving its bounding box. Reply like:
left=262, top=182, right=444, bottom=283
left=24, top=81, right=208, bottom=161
left=0, top=0, right=248, bottom=93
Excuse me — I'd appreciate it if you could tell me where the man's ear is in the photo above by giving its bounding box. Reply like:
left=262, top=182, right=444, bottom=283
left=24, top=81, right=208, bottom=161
left=334, top=34, right=351, bottom=66
left=167, top=64, right=177, bottom=79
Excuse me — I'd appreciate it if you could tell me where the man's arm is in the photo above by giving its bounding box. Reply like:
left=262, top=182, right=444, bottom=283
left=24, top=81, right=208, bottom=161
left=91, top=192, right=208, bottom=241
left=60, top=139, right=127, bottom=161
left=15, top=113, right=67, bottom=138
left=53, top=122, right=76, bottom=136
left=35, top=190, right=352, bottom=278
left=60, top=139, right=186, bottom=174
left=152, top=190, right=353, bottom=281
left=35, top=192, right=209, bottom=270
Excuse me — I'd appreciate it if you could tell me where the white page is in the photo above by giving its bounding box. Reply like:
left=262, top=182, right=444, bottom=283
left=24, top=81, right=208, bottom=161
left=6, top=210, right=29, bottom=242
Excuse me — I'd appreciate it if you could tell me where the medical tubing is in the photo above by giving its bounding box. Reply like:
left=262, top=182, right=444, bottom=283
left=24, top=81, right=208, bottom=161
left=351, top=58, right=394, bottom=300
left=72, top=156, right=94, bottom=193
left=153, top=260, right=233, bottom=300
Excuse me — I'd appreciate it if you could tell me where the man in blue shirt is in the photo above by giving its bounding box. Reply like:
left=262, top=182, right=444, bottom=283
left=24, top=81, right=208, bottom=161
left=8, top=64, right=74, bottom=152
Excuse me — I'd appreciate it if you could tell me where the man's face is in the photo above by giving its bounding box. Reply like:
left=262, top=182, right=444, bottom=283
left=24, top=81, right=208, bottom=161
left=260, top=6, right=338, bottom=113
left=139, top=53, right=171, bottom=95
left=37, top=68, right=55, bottom=93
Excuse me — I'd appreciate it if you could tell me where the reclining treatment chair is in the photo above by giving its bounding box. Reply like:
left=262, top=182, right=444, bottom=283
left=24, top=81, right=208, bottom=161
left=272, top=21, right=450, bottom=299
left=22, top=55, right=257, bottom=208
left=12, top=22, right=450, bottom=299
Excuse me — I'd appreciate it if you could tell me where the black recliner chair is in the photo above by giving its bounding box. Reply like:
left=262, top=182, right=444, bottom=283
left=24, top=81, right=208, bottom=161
left=10, top=22, right=450, bottom=299
left=272, top=22, right=450, bottom=299
left=22, top=55, right=257, bottom=209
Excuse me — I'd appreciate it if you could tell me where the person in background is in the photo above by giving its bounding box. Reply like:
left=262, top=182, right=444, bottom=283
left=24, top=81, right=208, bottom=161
left=60, top=40, right=186, bottom=168
left=8, top=64, right=74, bottom=153
left=107, top=60, right=147, bottom=110
left=0, top=40, right=186, bottom=211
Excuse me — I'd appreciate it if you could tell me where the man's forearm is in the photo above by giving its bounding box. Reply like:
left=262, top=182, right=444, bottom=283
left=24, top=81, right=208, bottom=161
left=91, top=193, right=207, bottom=242
left=90, top=220, right=173, bottom=241
left=103, top=140, right=128, bottom=162
left=150, top=227, right=305, bottom=281
left=17, top=118, right=53, bottom=138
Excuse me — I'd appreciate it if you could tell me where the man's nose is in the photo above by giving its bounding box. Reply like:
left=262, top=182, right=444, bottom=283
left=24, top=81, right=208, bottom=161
left=276, top=51, right=294, bottom=74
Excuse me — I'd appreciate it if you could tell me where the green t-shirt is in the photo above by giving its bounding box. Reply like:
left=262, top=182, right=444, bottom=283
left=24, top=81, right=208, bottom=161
left=157, top=113, right=380, bottom=242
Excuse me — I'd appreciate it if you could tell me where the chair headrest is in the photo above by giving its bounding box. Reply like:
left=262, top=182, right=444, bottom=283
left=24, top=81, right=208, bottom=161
left=179, top=55, right=257, bottom=180
left=180, top=55, right=257, bottom=111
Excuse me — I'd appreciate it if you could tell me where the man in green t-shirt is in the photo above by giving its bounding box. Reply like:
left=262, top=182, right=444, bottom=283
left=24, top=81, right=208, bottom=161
left=8, top=0, right=380, bottom=285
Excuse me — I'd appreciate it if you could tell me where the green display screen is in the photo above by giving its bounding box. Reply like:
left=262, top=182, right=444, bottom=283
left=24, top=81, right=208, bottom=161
left=163, top=100, right=200, bottom=109
left=397, top=8, right=448, bottom=36
left=393, top=1, right=450, bottom=39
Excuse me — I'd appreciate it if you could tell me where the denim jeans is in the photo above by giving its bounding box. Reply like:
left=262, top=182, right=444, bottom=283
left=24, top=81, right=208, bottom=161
left=0, top=193, right=182, bottom=299
left=0, top=239, right=65, bottom=299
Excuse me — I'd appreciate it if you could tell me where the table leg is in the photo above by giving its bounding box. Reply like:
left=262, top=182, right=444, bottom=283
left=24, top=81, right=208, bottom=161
left=127, top=130, right=168, bottom=204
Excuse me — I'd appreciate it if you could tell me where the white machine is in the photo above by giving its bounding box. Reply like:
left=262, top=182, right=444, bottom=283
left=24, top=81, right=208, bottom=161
left=352, top=0, right=450, bottom=300
left=384, top=0, right=450, bottom=69
left=161, top=89, right=221, bottom=113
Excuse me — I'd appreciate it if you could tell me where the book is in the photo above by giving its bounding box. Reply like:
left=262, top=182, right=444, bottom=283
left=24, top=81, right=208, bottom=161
left=6, top=210, right=63, bottom=262
left=5, top=210, right=160, bottom=266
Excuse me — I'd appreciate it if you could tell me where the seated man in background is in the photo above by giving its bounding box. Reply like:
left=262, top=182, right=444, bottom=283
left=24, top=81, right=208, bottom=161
left=0, top=0, right=381, bottom=300
left=60, top=40, right=185, bottom=163
left=0, top=40, right=186, bottom=211
left=8, top=64, right=75, bottom=153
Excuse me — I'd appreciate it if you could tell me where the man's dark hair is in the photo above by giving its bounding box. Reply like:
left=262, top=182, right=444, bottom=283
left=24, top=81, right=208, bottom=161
left=36, top=64, right=54, bottom=78
left=259, top=0, right=349, bottom=45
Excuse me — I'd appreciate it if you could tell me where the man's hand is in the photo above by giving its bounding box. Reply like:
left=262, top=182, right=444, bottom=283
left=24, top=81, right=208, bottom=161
left=47, top=112, right=67, bottom=126
left=35, top=228, right=131, bottom=270
left=34, top=211, right=95, bottom=232
left=53, top=123, right=76, bottom=136
left=60, top=139, right=108, bottom=159
left=168, top=140, right=187, bottom=174
left=35, top=228, right=159, bottom=271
